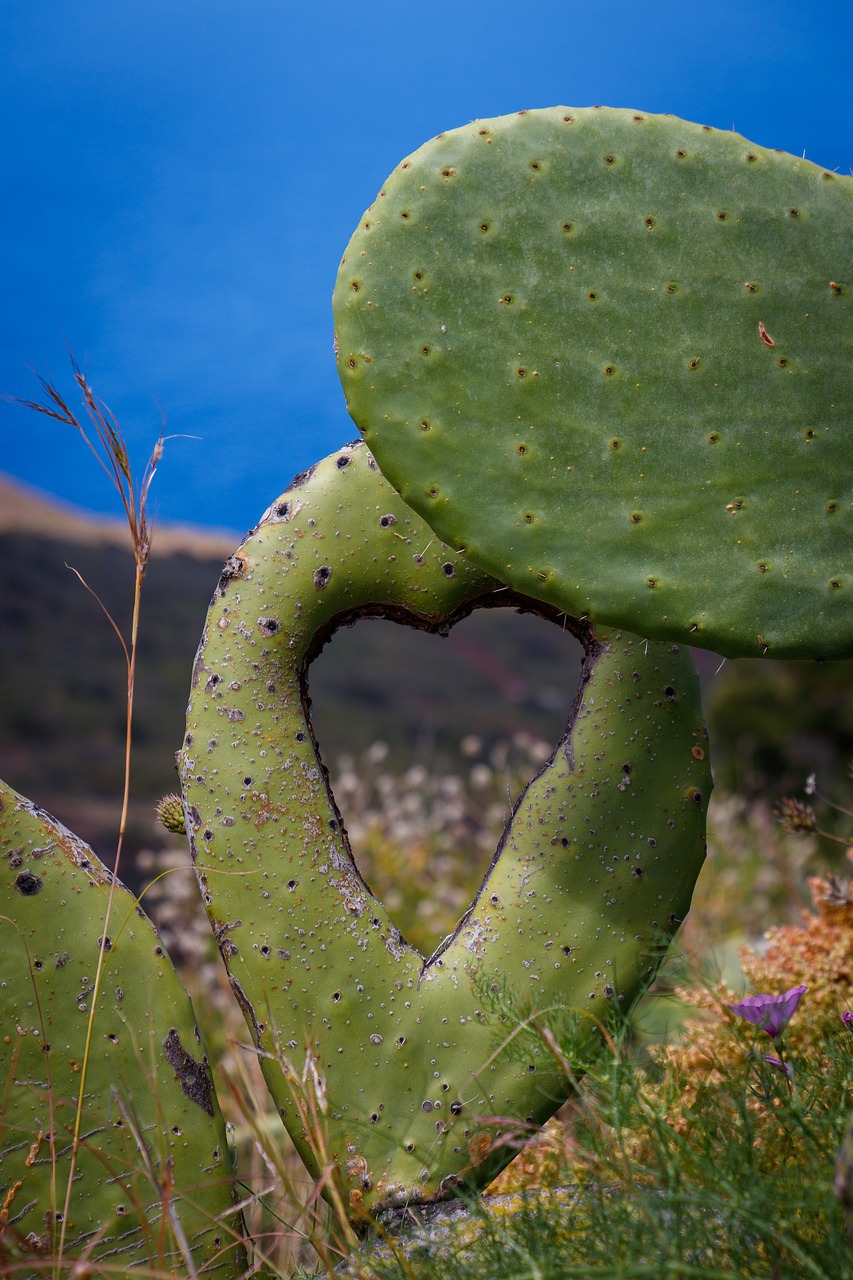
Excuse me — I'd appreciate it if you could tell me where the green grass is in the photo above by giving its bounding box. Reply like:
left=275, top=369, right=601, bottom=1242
left=318, top=1009, right=852, bottom=1280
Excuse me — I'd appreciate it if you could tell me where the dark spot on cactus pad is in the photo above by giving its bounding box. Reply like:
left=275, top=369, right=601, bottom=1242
left=350, top=280, right=361, bottom=292
left=609, top=438, right=621, bottom=450
left=604, top=154, right=616, bottom=165
left=830, top=282, right=844, bottom=294
left=400, top=210, right=411, bottom=220
left=287, top=880, right=297, bottom=891
left=500, top=294, right=514, bottom=304
left=336, top=454, right=351, bottom=469
left=603, top=365, right=616, bottom=376
left=665, top=282, right=678, bottom=293
left=688, top=358, right=701, bottom=370
left=675, top=149, right=687, bottom=158
left=313, top=566, right=332, bottom=589
left=422, top=1100, right=434, bottom=1112
left=219, top=556, right=245, bottom=586
left=777, top=356, right=789, bottom=368
left=347, top=357, right=357, bottom=369
left=644, top=216, right=656, bottom=229
left=804, top=429, right=816, bottom=440
left=413, top=270, right=424, bottom=281
left=586, top=291, right=598, bottom=302
left=441, top=563, right=456, bottom=578
left=516, top=367, right=527, bottom=378
left=716, top=211, right=729, bottom=221
left=419, top=419, right=430, bottom=431
left=523, top=513, right=535, bottom=524
left=691, top=745, right=706, bottom=760
left=707, top=432, right=720, bottom=444
left=379, top=514, right=397, bottom=528
left=427, top=486, right=439, bottom=499
left=827, top=502, right=838, bottom=513
left=688, top=789, right=703, bottom=805
left=529, top=160, right=542, bottom=171
left=162, top=1029, right=215, bottom=1116
left=788, top=207, right=800, bottom=218
left=98, top=936, right=112, bottom=951
left=756, top=562, right=770, bottom=573
left=258, top=617, right=281, bottom=636
left=5, top=848, right=23, bottom=869
left=15, top=870, right=42, bottom=896
left=745, top=152, right=758, bottom=162
left=744, top=282, right=758, bottom=292
left=421, top=345, right=431, bottom=357
left=664, top=686, right=677, bottom=701
left=479, top=222, right=490, bottom=233
left=516, top=443, right=527, bottom=454
left=830, top=579, right=843, bottom=590
left=630, top=512, right=643, bottom=523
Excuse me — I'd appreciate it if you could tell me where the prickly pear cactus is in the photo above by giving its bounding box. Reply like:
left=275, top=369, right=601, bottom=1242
left=181, top=442, right=710, bottom=1217
left=0, top=781, right=246, bottom=1275
left=333, top=107, right=852, bottom=660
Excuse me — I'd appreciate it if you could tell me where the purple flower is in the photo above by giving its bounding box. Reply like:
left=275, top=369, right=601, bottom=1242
left=728, top=984, right=807, bottom=1039
left=763, top=1053, right=793, bottom=1079
left=842, top=1011, right=853, bottom=1029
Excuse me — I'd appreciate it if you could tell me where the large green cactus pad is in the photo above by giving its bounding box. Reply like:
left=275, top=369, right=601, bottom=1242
left=0, top=781, right=245, bottom=1275
left=334, top=107, right=852, bottom=659
left=181, top=442, right=710, bottom=1218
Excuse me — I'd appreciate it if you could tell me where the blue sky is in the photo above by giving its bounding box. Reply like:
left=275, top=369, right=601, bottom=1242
left=2, top=0, right=850, bottom=533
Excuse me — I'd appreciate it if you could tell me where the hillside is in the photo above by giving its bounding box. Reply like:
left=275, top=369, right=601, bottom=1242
left=0, top=475, right=585, bottom=872
left=1, top=475, right=850, bottom=875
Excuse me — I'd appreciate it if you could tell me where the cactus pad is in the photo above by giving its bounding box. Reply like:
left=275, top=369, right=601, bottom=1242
left=0, top=781, right=245, bottom=1274
left=333, top=107, right=852, bottom=659
left=181, top=443, right=710, bottom=1217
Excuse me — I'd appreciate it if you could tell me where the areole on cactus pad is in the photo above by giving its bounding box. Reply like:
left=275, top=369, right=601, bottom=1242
left=333, top=107, right=852, bottom=660
left=180, top=442, right=710, bottom=1217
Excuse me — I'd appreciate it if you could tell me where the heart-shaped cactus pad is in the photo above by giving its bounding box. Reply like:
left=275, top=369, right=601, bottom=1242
left=333, top=107, right=852, bottom=660
left=180, top=443, right=710, bottom=1217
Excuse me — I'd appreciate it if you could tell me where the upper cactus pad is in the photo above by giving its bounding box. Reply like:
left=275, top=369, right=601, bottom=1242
left=334, top=107, right=852, bottom=659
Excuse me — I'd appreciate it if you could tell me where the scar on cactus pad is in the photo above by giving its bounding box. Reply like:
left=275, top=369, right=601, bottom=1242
left=180, top=442, right=710, bottom=1216
left=334, top=106, right=852, bottom=660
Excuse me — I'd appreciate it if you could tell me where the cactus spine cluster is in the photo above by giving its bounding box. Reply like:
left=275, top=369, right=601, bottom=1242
left=180, top=443, right=710, bottom=1214
left=333, top=107, right=852, bottom=660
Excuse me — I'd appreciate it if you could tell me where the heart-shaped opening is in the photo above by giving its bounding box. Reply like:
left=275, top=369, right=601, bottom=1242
left=308, top=608, right=584, bottom=956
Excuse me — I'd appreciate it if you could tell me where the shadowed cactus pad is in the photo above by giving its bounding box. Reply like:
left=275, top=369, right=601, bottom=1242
left=181, top=442, right=710, bottom=1218
left=0, top=781, right=246, bottom=1275
left=334, top=107, right=852, bottom=659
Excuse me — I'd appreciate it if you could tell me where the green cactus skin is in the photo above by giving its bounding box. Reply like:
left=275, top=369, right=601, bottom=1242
left=333, top=107, right=852, bottom=661
left=180, top=442, right=710, bottom=1218
left=0, top=781, right=247, bottom=1275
